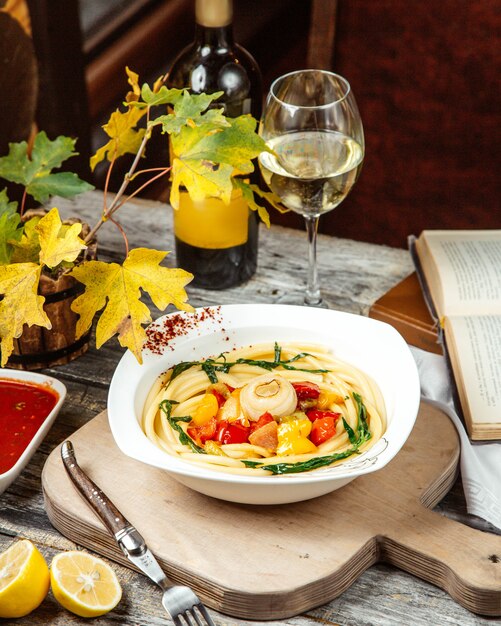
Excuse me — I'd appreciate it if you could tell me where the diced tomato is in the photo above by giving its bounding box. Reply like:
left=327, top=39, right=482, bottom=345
left=292, top=382, right=320, bottom=400
left=305, top=409, right=341, bottom=423
left=215, top=420, right=250, bottom=445
left=187, top=416, right=217, bottom=444
left=309, top=415, right=338, bottom=446
left=250, top=412, right=275, bottom=433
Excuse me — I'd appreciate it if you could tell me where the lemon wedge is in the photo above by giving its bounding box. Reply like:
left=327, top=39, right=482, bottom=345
left=0, top=539, right=50, bottom=618
left=50, top=551, right=122, bottom=617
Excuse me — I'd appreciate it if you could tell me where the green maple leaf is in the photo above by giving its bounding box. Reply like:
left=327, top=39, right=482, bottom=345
left=0, top=131, right=94, bottom=203
left=148, top=89, right=228, bottom=136
left=155, top=107, right=228, bottom=136
left=0, top=188, right=22, bottom=264
left=172, top=90, right=223, bottom=119
left=70, top=248, right=193, bottom=363
left=139, top=84, right=184, bottom=108
left=28, top=172, right=94, bottom=203
left=0, top=263, right=51, bottom=366
left=0, top=188, right=17, bottom=215
left=169, top=114, right=270, bottom=209
left=179, top=115, right=265, bottom=171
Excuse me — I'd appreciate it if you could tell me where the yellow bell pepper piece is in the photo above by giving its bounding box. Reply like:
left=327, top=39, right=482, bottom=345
left=204, top=440, right=227, bottom=456
left=317, top=389, right=344, bottom=409
left=192, top=393, right=219, bottom=426
left=277, top=418, right=317, bottom=456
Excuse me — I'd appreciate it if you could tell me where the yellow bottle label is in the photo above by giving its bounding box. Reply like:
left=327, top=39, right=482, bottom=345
left=173, top=189, right=249, bottom=249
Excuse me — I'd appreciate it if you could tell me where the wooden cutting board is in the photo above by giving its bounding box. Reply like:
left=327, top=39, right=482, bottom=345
left=41, top=402, right=501, bottom=619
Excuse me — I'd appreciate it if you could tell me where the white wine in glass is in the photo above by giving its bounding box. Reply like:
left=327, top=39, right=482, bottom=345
left=259, top=70, right=364, bottom=305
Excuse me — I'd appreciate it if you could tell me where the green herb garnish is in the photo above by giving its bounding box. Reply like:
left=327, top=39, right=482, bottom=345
left=342, top=417, right=357, bottom=445
left=167, top=341, right=329, bottom=385
left=159, top=399, right=205, bottom=454
left=242, top=447, right=359, bottom=474
left=353, top=391, right=371, bottom=443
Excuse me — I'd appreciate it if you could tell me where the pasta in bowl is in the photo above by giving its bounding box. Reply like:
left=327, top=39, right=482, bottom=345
left=142, top=342, right=386, bottom=476
left=108, top=304, right=420, bottom=504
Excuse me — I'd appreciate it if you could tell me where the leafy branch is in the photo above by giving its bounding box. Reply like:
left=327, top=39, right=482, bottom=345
left=0, top=67, right=278, bottom=366
left=85, top=68, right=273, bottom=243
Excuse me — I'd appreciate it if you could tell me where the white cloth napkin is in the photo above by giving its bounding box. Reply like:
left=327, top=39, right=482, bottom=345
left=410, top=345, right=501, bottom=531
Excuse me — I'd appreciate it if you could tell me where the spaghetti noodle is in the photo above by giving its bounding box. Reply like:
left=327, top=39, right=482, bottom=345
left=141, top=342, right=386, bottom=475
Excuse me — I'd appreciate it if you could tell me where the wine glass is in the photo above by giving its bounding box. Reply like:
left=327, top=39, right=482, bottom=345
left=259, top=70, right=364, bottom=306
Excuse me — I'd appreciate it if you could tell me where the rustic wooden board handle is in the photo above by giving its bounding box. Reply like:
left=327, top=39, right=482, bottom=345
left=382, top=505, right=501, bottom=615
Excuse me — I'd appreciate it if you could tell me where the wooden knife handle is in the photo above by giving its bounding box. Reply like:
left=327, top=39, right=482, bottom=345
left=61, top=440, right=130, bottom=537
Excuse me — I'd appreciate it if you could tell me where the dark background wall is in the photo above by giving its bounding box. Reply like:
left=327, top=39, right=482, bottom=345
left=4, top=0, right=500, bottom=249
left=321, top=0, right=500, bottom=248
left=242, top=0, right=500, bottom=249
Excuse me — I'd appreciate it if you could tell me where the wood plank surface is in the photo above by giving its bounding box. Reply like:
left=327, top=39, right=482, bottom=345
left=1, top=191, right=499, bottom=626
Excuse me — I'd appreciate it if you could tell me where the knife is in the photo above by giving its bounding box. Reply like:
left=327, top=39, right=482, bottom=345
left=60, top=440, right=168, bottom=587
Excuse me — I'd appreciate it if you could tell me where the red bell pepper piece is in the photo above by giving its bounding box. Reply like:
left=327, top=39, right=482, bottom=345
left=305, top=409, right=341, bottom=423
left=215, top=420, right=250, bottom=445
left=250, top=412, right=275, bottom=433
left=187, top=416, right=217, bottom=444
left=309, top=415, right=338, bottom=445
left=210, top=389, right=227, bottom=408
left=292, top=382, right=320, bottom=400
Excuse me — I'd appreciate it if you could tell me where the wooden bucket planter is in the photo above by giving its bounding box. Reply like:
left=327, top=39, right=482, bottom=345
left=7, top=213, right=96, bottom=371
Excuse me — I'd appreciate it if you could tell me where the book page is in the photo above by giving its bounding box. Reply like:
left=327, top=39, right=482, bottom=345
left=445, top=315, right=501, bottom=425
left=421, top=231, right=501, bottom=316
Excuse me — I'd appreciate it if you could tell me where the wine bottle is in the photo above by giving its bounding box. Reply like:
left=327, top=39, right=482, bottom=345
left=167, top=0, right=262, bottom=289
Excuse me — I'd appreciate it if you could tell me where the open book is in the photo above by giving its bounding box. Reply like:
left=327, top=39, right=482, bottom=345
left=411, top=230, right=501, bottom=440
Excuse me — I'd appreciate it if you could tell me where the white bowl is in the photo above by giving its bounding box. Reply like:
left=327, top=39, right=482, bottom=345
left=0, top=369, right=66, bottom=495
left=108, top=304, right=420, bottom=505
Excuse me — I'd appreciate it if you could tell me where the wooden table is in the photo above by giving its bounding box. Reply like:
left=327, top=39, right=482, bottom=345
left=1, top=191, right=497, bottom=626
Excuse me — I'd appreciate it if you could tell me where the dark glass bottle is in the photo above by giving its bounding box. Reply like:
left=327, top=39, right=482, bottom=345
left=167, top=0, right=262, bottom=289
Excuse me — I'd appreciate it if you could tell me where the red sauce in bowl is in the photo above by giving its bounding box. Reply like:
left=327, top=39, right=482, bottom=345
left=0, top=379, right=59, bottom=474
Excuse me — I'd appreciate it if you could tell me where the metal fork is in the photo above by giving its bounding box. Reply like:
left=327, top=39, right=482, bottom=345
left=61, top=440, right=216, bottom=626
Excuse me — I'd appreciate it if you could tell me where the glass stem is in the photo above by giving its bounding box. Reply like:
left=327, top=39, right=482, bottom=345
left=304, top=215, right=322, bottom=306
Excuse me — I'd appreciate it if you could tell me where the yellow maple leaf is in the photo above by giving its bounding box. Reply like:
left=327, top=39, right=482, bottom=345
left=36, top=207, right=87, bottom=268
left=90, top=107, right=146, bottom=171
left=126, top=66, right=141, bottom=99
left=10, top=215, right=42, bottom=263
left=70, top=248, right=193, bottom=363
left=0, top=263, right=51, bottom=366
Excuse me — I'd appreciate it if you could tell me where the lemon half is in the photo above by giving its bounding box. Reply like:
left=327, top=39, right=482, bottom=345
left=0, top=539, right=50, bottom=618
left=50, top=550, right=122, bottom=617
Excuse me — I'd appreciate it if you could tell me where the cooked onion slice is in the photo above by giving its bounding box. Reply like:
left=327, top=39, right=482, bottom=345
left=239, top=374, right=297, bottom=420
